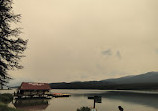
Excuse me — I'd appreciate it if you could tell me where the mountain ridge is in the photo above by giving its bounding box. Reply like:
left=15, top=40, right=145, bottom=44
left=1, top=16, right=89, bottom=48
left=50, top=71, right=158, bottom=90
left=101, top=71, right=158, bottom=84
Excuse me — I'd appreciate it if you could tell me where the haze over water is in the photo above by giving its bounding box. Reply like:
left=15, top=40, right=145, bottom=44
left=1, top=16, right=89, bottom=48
left=1, top=0, right=158, bottom=110
left=7, top=1, right=158, bottom=110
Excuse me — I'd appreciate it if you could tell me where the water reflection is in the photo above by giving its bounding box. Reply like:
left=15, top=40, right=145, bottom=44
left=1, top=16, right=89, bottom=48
left=14, top=98, right=49, bottom=111
left=79, top=91, right=158, bottom=109
left=3, top=89, right=158, bottom=111
left=102, top=91, right=158, bottom=109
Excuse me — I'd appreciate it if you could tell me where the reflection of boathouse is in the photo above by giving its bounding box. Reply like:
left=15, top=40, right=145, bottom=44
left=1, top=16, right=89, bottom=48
left=15, top=82, right=51, bottom=98
left=14, top=99, right=49, bottom=110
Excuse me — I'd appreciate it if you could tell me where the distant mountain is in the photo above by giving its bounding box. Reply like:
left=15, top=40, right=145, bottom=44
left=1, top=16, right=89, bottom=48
left=50, top=71, right=158, bottom=90
left=101, top=72, right=158, bottom=84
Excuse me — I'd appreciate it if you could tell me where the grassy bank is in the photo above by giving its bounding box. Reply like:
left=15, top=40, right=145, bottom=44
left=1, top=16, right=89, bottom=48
left=0, top=93, right=13, bottom=104
left=0, top=93, right=22, bottom=111
left=0, top=102, right=21, bottom=111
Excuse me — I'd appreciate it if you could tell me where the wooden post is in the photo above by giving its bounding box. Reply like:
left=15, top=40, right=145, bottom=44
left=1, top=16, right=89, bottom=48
left=88, top=96, right=102, bottom=109
left=0, top=80, right=3, bottom=89
left=93, top=99, right=96, bottom=108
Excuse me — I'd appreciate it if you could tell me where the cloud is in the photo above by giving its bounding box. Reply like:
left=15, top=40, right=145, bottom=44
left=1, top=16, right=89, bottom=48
left=101, top=49, right=122, bottom=59
left=155, top=49, right=158, bottom=54
left=102, top=49, right=112, bottom=56
left=116, top=51, right=122, bottom=59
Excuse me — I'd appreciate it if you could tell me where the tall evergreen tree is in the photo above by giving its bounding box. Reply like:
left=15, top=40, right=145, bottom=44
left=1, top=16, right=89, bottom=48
left=0, top=0, right=27, bottom=89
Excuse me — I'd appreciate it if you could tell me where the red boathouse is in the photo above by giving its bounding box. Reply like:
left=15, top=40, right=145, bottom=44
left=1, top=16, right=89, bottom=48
left=15, top=82, right=51, bottom=98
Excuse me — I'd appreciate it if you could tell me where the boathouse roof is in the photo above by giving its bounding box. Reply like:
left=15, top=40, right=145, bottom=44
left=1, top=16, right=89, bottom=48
left=19, top=82, right=51, bottom=90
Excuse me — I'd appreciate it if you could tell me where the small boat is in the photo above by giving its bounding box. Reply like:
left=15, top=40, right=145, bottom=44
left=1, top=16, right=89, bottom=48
left=52, top=93, right=71, bottom=97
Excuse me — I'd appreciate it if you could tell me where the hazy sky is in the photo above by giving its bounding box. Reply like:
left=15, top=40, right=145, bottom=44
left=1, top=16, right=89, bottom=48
left=9, top=0, right=158, bottom=85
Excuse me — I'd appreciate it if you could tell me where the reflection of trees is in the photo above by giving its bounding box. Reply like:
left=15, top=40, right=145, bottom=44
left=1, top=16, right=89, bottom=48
left=99, top=91, right=158, bottom=109
left=14, top=99, right=49, bottom=111
left=73, top=91, right=158, bottom=109
left=77, top=107, right=90, bottom=111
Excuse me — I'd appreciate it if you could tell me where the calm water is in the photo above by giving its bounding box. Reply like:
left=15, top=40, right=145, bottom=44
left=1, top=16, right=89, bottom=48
left=1, top=89, right=158, bottom=111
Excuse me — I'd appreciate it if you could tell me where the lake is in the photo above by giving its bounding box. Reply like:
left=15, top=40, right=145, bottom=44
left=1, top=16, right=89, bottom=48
left=1, top=89, right=158, bottom=111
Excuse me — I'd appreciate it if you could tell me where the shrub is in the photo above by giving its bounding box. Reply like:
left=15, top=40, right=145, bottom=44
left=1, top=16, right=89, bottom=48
left=77, top=106, right=91, bottom=111
left=0, top=93, right=13, bottom=103
left=0, top=102, right=22, bottom=111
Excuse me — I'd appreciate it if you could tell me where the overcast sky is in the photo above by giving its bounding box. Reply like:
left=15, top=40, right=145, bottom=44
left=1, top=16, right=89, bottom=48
left=9, top=0, right=158, bottom=85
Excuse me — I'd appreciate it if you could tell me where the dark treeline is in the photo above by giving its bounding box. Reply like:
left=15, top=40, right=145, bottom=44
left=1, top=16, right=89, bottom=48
left=50, top=81, right=111, bottom=89
left=49, top=82, right=158, bottom=90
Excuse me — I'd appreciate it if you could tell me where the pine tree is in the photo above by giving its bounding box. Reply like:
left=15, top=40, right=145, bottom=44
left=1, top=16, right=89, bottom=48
left=0, top=0, right=27, bottom=89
